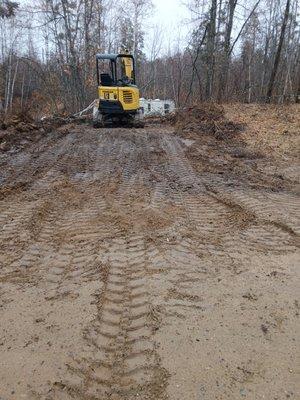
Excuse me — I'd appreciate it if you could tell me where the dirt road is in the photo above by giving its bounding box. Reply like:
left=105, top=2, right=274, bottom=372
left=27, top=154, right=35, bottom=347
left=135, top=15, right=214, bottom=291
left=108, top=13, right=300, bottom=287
left=0, top=118, right=299, bottom=399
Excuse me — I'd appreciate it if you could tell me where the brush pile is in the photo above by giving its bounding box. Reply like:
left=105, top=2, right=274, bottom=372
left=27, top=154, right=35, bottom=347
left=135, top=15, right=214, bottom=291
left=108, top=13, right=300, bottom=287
left=174, top=103, right=243, bottom=140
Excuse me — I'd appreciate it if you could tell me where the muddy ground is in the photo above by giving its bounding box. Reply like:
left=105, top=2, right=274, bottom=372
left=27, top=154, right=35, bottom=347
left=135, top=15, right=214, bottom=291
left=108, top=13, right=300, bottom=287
left=0, top=105, right=299, bottom=400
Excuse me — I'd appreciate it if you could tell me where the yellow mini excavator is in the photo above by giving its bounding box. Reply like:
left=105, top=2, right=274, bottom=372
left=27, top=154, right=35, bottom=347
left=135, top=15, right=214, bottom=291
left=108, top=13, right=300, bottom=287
left=93, top=53, right=143, bottom=127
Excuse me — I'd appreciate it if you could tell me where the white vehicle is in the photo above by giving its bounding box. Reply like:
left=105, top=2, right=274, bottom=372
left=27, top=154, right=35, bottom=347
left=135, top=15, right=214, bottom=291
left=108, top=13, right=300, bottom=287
left=139, top=98, right=175, bottom=116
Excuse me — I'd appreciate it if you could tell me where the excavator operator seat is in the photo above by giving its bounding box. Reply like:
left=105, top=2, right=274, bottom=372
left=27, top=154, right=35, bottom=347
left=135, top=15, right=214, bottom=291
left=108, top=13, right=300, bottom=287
left=100, top=73, right=113, bottom=86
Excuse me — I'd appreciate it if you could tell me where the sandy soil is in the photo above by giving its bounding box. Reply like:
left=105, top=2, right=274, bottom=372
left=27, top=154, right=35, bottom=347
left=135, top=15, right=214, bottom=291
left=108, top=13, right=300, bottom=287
left=0, top=107, right=299, bottom=400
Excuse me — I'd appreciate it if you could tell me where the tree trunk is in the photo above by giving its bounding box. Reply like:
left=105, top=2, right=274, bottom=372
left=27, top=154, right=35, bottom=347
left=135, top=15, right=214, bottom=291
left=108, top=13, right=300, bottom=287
left=10, top=58, right=19, bottom=111
left=218, top=0, right=237, bottom=101
left=205, top=0, right=217, bottom=100
left=296, top=63, right=300, bottom=103
left=4, top=53, right=12, bottom=114
left=266, top=0, right=290, bottom=102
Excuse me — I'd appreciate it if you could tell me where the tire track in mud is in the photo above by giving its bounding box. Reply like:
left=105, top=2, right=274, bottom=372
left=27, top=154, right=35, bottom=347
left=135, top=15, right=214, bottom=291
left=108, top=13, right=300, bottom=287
left=0, top=130, right=105, bottom=290
left=1, top=125, right=299, bottom=400
left=0, top=198, right=63, bottom=287
left=206, top=186, right=299, bottom=251
left=51, top=236, right=168, bottom=400
left=162, top=134, right=299, bottom=253
left=45, top=130, right=169, bottom=400
left=219, top=187, right=300, bottom=236
left=0, top=133, right=79, bottom=277
left=50, top=132, right=119, bottom=235
left=1, top=133, right=75, bottom=196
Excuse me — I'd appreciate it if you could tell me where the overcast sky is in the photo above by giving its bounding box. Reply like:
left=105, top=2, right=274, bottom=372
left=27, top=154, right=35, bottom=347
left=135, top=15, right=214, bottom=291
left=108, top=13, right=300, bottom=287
left=152, top=0, right=189, bottom=27
left=145, top=0, right=191, bottom=54
left=18, top=0, right=191, bottom=57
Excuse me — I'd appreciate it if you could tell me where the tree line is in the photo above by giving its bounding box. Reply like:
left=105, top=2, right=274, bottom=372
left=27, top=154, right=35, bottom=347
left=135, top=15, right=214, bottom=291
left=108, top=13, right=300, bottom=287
left=0, top=0, right=299, bottom=115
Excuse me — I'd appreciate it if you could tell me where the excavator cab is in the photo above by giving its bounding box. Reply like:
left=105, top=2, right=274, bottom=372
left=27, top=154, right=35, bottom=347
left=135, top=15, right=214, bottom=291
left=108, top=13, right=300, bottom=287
left=93, top=53, right=142, bottom=127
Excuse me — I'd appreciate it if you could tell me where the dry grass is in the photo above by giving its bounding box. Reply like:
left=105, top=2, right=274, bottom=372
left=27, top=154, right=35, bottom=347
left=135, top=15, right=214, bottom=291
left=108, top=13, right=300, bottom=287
left=224, top=103, right=300, bottom=159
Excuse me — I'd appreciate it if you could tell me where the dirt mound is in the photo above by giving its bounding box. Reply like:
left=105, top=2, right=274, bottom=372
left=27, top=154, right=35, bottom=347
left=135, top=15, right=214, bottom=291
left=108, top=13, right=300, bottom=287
left=0, top=111, right=38, bottom=132
left=0, top=113, right=85, bottom=153
left=0, top=111, right=40, bottom=150
left=177, top=104, right=297, bottom=193
left=175, top=103, right=244, bottom=140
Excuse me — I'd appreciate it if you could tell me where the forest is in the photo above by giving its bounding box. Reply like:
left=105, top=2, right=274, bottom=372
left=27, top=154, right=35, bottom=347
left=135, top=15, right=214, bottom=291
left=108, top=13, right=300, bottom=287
left=0, top=0, right=299, bottom=115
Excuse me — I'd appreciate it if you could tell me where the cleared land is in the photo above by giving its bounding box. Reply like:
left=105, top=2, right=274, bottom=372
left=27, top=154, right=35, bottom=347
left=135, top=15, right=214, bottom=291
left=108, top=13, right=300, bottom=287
left=0, top=105, right=299, bottom=400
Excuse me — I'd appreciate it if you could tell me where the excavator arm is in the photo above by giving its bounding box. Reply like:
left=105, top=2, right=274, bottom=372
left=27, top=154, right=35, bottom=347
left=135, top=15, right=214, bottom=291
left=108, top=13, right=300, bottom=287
left=121, top=56, right=134, bottom=82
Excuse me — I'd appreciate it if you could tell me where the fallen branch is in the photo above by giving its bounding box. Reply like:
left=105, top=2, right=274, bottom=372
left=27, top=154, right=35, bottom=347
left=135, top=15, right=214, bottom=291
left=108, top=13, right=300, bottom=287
left=73, top=100, right=96, bottom=117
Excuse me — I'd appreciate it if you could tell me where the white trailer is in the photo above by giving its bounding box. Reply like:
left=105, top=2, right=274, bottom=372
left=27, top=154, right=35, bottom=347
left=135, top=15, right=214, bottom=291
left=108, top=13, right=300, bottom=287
left=139, top=98, right=175, bottom=116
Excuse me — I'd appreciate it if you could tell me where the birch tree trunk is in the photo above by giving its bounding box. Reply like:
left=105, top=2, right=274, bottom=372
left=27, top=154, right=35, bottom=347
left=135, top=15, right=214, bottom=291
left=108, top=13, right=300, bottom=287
left=10, top=57, right=18, bottom=110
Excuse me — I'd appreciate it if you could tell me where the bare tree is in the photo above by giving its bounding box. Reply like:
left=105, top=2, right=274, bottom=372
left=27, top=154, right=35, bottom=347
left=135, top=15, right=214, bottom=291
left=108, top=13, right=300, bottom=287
left=1, top=0, right=299, bottom=114
left=218, top=0, right=237, bottom=101
left=266, top=0, right=291, bottom=101
left=205, top=0, right=217, bottom=99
